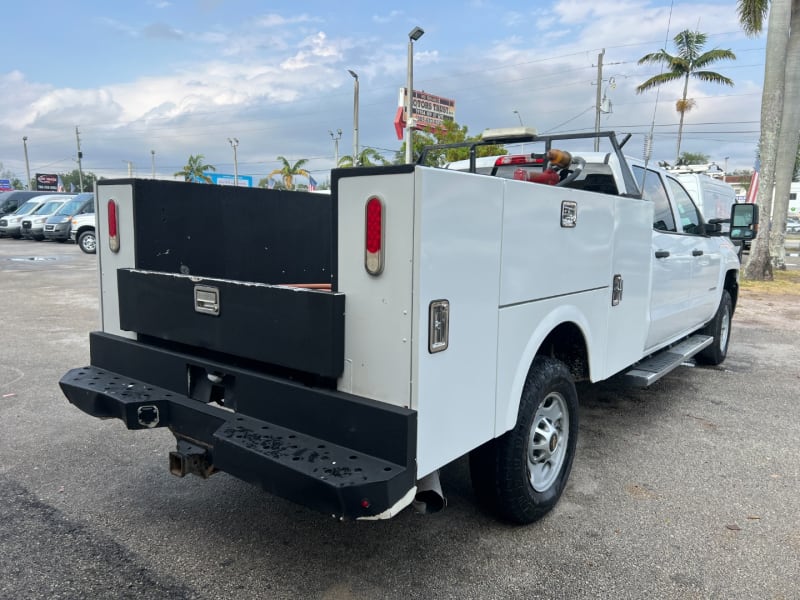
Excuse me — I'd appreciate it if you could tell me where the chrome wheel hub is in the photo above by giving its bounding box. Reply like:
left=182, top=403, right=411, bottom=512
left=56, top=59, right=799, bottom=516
left=528, top=392, right=569, bottom=492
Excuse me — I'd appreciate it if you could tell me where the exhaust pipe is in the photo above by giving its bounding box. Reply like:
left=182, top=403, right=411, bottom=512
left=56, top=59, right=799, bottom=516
left=412, top=470, right=446, bottom=514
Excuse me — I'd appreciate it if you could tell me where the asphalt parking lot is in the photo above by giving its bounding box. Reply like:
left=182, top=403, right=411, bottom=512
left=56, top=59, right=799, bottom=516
left=1, top=237, right=798, bottom=599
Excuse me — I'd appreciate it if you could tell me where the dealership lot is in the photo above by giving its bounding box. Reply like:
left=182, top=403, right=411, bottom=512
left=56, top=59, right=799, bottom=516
left=1, top=237, right=798, bottom=599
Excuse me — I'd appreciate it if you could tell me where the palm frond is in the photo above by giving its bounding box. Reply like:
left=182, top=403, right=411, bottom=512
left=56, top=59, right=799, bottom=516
left=673, top=30, right=707, bottom=59
left=637, top=50, right=674, bottom=66
left=737, top=0, right=768, bottom=36
left=635, top=71, right=684, bottom=94
left=693, top=49, right=737, bottom=69
left=691, top=71, right=735, bottom=86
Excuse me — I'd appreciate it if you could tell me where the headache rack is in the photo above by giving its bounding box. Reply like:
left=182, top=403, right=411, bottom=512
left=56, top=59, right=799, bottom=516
left=418, top=129, right=641, bottom=197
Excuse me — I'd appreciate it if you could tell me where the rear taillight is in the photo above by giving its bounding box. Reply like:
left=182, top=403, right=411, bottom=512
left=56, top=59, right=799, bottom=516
left=108, top=199, right=120, bottom=253
left=365, top=196, right=384, bottom=275
left=495, top=155, right=545, bottom=166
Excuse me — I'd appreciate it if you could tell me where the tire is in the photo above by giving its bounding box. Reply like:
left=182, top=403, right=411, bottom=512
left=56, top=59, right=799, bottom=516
left=469, top=356, right=578, bottom=524
left=78, top=230, right=97, bottom=254
left=696, top=289, right=732, bottom=366
left=33, top=235, right=45, bottom=241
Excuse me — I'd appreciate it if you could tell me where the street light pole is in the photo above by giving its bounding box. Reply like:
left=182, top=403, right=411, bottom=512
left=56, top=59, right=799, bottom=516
left=151, top=149, right=156, bottom=179
left=405, top=26, right=424, bottom=165
left=513, top=110, right=525, bottom=154
left=347, top=70, right=359, bottom=165
left=329, top=129, right=342, bottom=166
left=22, top=136, right=31, bottom=190
left=228, top=138, right=239, bottom=186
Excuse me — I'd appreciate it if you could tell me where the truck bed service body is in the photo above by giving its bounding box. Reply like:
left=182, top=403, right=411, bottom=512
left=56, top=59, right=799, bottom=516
left=60, top=129, right=757, bottom=523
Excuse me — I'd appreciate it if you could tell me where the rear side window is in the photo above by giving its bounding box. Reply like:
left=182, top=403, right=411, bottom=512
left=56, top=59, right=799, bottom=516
left=632, top=166, right=676, bottom=232
left=666, top=177, right=703, bottom=234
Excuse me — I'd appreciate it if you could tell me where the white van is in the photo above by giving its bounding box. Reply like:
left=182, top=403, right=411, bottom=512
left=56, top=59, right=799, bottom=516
left=676, top=174, right=736, bottom=230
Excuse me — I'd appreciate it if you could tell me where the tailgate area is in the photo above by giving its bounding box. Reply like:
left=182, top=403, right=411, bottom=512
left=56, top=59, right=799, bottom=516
left=60, top=332, right=416, bottom=519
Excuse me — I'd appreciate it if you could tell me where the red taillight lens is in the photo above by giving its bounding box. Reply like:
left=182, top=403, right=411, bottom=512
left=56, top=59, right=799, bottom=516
left=496, top=155, right=545, bottom=166
left=108, top=199, right=120, bottom=253
left=365, top=196, right=384, bottom=275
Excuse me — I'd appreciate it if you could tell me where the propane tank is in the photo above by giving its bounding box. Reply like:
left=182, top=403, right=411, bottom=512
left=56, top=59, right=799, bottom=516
left=547, top=149, right=573, bottom=169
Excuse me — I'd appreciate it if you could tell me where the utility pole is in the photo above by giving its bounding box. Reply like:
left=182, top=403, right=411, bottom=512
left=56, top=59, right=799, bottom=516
left=228, top=138, right=239, bottom=186
left=22, top=136, right=31, bottom=190
left=151, top=150, right=156, bottom=179
left=75, top=126, right=84, bottom=192
left=594, top=49, right=605, bottom=152
left=329, top=129, right=342, bottom=166
left=123, top=160, right=134, bottom=177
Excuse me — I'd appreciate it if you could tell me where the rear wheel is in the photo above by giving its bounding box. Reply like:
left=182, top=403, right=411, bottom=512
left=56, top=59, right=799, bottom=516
left=470, top=356, right=578, bottom=524
left=78, top=230, right=97, bottom=254
left=696, top=290, right=732, bottom=365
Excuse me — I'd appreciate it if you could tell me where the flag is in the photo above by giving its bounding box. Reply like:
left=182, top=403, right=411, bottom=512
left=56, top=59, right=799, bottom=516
left=69, top=182, right=76, bottom=192
left=746, top=158, right=759, bottom=204
left=57, top=175, right=65, bottom=192
left=308, top=175, right=318, bottom=192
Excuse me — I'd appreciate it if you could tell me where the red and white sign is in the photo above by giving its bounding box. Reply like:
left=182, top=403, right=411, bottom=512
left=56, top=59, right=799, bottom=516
left=395, top=88, right=456, bottom=138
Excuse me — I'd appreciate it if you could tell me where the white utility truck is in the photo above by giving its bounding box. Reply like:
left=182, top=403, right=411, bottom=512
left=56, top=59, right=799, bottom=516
left=60, top=129, right=757, bottom=524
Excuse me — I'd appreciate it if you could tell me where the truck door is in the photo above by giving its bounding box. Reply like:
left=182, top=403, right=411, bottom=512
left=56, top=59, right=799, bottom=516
left=665, top=176, right=721, bottom=324
left=632, top=166, right=694, bottom=349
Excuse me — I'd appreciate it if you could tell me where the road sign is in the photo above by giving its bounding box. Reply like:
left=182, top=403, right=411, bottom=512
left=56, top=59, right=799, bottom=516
left=397, top=88, right=456, bottom=133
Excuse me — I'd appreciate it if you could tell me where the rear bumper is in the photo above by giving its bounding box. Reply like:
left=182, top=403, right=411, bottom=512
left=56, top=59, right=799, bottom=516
left=60, top=332, right=417, bottom=520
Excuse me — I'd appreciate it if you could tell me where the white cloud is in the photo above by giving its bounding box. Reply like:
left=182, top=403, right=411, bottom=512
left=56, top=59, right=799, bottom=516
left=372, top=10, right=402, bottom=24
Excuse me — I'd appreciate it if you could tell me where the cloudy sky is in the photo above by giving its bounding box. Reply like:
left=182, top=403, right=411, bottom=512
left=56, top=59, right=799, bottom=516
left=0, top=0, right=765, bottom=185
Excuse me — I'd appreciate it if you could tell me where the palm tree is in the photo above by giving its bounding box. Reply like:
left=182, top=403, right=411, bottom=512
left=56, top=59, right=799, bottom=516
left=636, top=30, right=736, bottom=162
left=738, top=0, right=800, bottom=277
left=337, top=148, right=390, bottom=168
left=174, top=154, right=216, bottom=183
left=266, top=156, right=309, bottom=190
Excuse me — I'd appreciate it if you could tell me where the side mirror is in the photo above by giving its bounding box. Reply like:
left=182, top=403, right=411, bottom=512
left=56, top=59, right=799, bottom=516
left=703, top=221, right=723, bottom=235
left=729, top=203, right=759, bottom=241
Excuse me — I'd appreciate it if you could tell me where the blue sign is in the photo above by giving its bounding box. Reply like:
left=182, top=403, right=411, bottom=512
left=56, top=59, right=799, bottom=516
left=205, top=172, right=253, bottom=187
left=0, top=178, right=12, bottom=191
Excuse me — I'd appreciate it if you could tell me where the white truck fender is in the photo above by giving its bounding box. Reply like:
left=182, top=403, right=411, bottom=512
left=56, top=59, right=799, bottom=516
left=496, top=302, right=595, bottom=437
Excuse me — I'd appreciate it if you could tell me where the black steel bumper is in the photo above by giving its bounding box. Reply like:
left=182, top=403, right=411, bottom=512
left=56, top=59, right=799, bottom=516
left=59, top=332, right=417, bottom=520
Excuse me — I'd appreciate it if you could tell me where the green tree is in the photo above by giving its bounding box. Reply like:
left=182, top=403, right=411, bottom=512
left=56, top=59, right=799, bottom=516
left=257, top=176, right=286, bottom=189
left=677, top=151, right=711, bottom=165
left=59, top=169, right=100, bottom=192
left=337, top=148, right=390, bottom=168
left=266, top=156, right=309, bottom=190
left=0, top=163, right=23, bottom=189
left=395, top=120, right=507, bottom=166
left=174, top=154, right=216, bottom=183
left=636, top=30, right=736, bottom=163
left=738, top=0, right=799, bottom=277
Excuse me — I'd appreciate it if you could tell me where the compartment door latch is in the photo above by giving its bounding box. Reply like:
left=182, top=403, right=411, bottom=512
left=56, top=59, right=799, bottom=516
left=194, top=285, right=220, bottom=316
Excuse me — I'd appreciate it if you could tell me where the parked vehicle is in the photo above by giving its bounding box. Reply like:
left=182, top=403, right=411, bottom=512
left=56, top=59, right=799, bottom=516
left=0, top=191, right=65, bottom=218
left=70, top=209, right=96, bottom=253
left=675, top=173, right=737, bottom=232
left=0, top=194, right=70, bottom=239
left=21, top=197, right=74, bottom=240
left=60, top=128, right=757, bottom=524
left=43, top=193, right=94, bottom=242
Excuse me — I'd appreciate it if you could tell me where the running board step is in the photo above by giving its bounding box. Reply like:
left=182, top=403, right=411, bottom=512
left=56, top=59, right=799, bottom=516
left=624, top=334, right=713, bottom=387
